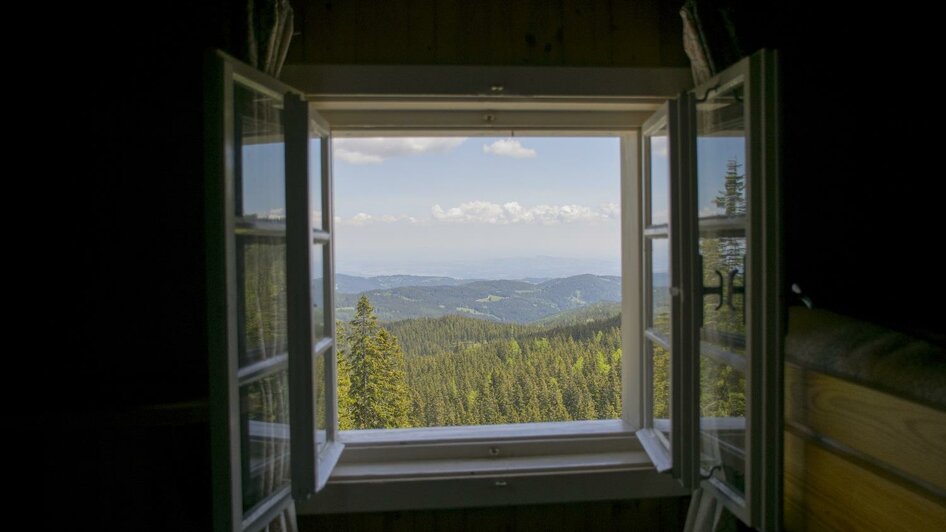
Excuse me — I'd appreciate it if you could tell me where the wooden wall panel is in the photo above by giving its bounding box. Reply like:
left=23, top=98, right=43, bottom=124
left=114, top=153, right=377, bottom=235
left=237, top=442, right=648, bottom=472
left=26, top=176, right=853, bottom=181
left=561, top=0, right=595, bottom=65
left=612, top=0, right=660, bottom=66
left=786, top=363, right=946, bottom=492
left=406, top=0, right=437, bottom=61
left=784, top=432, right=946, bottom=532
left=290, top=0, right=686, bottom=67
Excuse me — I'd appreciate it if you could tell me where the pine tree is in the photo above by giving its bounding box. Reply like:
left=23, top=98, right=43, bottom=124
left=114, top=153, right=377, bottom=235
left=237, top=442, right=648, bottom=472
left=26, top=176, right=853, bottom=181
left=347, top=296, right=378, bottom=428
left=715, top=159, right=746, bottom=217
left=372, top=328, right=412, bottom=427
left=346, top=295, right=412, bottom=429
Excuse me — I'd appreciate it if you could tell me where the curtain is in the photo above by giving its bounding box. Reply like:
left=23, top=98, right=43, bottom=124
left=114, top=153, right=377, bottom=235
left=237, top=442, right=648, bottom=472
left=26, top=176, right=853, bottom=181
left=246, top=0, right=294, bottom=78
left=679, top=0, right=746, bottom=85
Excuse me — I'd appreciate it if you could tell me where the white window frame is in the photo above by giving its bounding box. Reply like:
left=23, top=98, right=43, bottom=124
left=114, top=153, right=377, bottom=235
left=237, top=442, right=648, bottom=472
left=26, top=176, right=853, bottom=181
left=280, top=64, right=695, bottom=514
left=209, top=55, right=781, bottom=529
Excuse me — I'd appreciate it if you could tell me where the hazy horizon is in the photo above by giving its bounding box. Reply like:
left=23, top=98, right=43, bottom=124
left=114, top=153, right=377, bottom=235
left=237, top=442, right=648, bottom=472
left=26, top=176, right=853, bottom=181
left=333, top=136, right=623, bottom=276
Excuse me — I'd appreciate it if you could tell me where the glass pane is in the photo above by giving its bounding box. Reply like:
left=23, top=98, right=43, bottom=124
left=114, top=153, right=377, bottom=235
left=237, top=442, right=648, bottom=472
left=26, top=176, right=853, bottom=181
left=696, top=80, right=748, bottom=496
left=240, top=370, right=291, bottom=513
left=650, top=341, right=670, bottom=440
left=698, top=235, right=747, bottom=494
left=311, top=243, right=326, bottom=340
left=258, top=510, right=291, bottom=532
left=314, top=353, right=327, bottom=453
left=648, top=237, right=670, bottom=338
left=647, top=125, right=669, bottom=227
left=309, top=135, right=323, bottom=231
left=238, top=236, right=288, bottom=368
left=234, top=83, right=285, bottom=221
left=697, top=84, right=746, bottom=221
left=699, top=354, right=746, bottom=493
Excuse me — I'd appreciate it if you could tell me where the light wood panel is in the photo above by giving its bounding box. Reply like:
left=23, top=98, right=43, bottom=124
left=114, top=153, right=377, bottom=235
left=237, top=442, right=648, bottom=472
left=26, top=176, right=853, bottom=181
left=785, top=431, right=946, bottom=532
left=786, top=363, right=946, bottom=491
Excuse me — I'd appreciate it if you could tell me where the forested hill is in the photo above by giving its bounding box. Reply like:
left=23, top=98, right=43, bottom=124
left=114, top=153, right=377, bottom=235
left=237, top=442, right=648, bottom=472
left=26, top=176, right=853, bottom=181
left=336, top=274, right=621, bottom=323
left=398, top=312, right=624, bottom=426
left=386, top=315, right=542, bottom=357
left=386, top=312, right=622, bottom=357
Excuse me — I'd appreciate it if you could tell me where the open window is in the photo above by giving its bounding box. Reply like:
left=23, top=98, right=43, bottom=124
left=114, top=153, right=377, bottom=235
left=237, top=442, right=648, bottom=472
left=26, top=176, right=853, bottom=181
left=206, top=52, right=342, bottom=532
left=208, top=49, right=781, bottom=532
left=635, top=50, right=782, bottom=530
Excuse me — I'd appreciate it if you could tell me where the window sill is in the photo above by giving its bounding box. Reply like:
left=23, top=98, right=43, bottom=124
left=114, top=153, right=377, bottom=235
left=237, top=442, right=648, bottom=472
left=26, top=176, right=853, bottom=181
left=298, top=420, right=689, bottom=514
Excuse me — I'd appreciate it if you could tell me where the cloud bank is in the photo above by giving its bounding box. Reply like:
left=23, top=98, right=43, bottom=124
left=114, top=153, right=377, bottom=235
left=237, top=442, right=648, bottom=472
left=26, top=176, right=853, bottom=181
left=334, top=137, right=467, bottom=164
left=431, top=201, right=619, bottom=225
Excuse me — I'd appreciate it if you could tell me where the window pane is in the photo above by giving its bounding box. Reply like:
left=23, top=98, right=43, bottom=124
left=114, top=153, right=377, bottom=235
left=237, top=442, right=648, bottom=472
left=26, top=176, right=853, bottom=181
left=334, top=136, right=622, bottom=428
left=699, top=236, right=746, bottom=341
left=311, top=243, right=326, bottom=340
left=238, top=236, right=288, bottom=368
left=696, top=78, right=749, bottom=497
left=234, top=83, right=285, bottom=221
left=314, top=353, right=327, bottom=453
left=647, top=126, right=669, bottom=227
left=647, top=237, right=670, bottom=338
left=310, top=136, right=323, bottom=231
left=257, top=510, right=292, bottom=532
left=240, top=370, right=291, bottom=513
left=699, top=355, right=746, bottom=494
left=697, top=84, right=746, bottom=221
left=698, top=235, right=747, bottom=488
left=650, top=341, right=670, bottom=440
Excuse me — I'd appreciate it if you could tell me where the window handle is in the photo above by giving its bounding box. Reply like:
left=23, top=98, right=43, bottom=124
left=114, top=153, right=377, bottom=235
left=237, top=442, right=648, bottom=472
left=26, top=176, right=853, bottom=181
left=706, top=270, right=725, bottom=311
left=698, top=255, right=724, bottom=328
left=726, top=267, right=744, bottom=311
left=700, top=464, right=723, bottom=481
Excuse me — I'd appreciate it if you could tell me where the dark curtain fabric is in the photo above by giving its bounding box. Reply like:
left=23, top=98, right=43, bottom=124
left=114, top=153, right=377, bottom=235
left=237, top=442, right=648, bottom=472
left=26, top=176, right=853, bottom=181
left=680, top=0, right=748, bottom=85
left=246, top=0, right=294, bottom=77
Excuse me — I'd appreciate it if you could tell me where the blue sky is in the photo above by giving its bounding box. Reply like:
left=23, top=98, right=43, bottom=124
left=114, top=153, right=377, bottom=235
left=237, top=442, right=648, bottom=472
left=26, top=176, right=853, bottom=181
left=333, top=137, right=622, bottom=277
left=698, top=137, right=746, bottom=216
left=240, top=134, right=745, bottom=278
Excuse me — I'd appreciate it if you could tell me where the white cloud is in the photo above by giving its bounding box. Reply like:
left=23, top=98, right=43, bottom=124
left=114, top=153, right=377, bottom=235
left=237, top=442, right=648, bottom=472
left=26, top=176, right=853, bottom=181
left=335, top=213, right=416, bottom=226
left=335, top=201, right=618, bottom=227
left=600, top=203, right=620, bottom=219
left=350, top=213, right=374, bottom=226
left=334, top=137, right=467, bottom=164
left=482, top=139, right=537, bottom=158
left=431, top=201, right=615, bottom=225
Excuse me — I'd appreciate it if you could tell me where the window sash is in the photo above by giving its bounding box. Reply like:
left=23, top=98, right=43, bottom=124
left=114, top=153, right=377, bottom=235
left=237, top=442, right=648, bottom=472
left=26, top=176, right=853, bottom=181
left=209, top=51, right=341, bottom=532
left=683, top=50, right=782, bottom=531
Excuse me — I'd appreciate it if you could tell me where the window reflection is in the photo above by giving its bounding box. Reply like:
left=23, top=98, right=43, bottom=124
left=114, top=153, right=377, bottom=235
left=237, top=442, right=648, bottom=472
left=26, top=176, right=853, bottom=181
left=238, top=237, right=288, bottom=367
left=696, top=82, right=748, bottom=495
left=240, top=370, right=291, bottom=512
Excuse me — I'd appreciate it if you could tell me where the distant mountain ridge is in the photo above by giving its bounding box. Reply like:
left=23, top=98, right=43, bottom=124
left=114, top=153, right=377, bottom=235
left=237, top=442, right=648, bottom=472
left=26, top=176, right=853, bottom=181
left=335, top=274, right=621, bottom=324
left=335, top=274, right=479, bottom=294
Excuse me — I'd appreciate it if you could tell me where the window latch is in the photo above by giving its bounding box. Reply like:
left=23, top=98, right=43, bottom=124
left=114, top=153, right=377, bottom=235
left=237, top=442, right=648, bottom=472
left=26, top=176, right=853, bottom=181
left=700, top=464, right=723, bottom=481
left=698, top=255, right=724, bottom=328
left=726, top=267, right=744, bottom=311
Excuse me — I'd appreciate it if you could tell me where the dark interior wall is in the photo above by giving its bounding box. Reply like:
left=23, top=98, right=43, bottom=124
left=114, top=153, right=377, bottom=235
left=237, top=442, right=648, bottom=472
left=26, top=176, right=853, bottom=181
left=48, top=2, right=689, bottom=531
left=49, top=2, right=237, bottom=530
left=773, top=5, right=943, bottom=344
left=298, top=497, right=690, bottom=531
left=48, top=1, right=942, bottom=531
left=285, top=0, right=689, bottom=67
